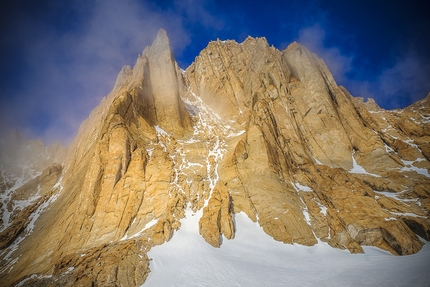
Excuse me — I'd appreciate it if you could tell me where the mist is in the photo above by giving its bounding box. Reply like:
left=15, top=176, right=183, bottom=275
left=1, top=0, right=429, bottom=145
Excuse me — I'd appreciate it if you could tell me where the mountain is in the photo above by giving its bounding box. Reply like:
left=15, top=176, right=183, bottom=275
left=1, top=29, right=429, bottom=286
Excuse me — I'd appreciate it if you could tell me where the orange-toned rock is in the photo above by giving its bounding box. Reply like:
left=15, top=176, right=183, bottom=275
left=1, top=31, right=429, bottom=287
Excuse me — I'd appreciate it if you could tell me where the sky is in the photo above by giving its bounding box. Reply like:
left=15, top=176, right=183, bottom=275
left=1, top=0, right=429, bottom=144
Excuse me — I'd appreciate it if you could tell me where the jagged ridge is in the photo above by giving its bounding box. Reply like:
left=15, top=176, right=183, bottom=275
left=1, top=29, right=429, bottom=286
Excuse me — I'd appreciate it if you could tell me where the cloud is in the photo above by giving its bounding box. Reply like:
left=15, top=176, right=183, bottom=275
left=0, top=0, right=201, bottom=144
left=2, top=0, right=428, bottom=144
left=377, top=52, right=430, bottom=108
left=297, top=24, right=353, bottom=84
left=342, top=52, right=430, bottom=109
left=173, top=0, right=224, bottom=30
left=295, top=24, right=430, bottom=109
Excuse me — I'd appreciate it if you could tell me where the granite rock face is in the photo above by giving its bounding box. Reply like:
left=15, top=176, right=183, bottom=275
left=1, top=30, right=430, bottom=286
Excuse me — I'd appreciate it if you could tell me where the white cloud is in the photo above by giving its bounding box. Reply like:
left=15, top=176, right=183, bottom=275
left=1, top=0, right=203, bottom=144
left=295, top=24, right=430, bottom=109
left=378, top=52, right=430, bottom=107
left=173, top=0, right=224, bottom=30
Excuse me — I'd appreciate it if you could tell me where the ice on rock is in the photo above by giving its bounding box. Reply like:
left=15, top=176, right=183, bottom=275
left=349, top=154, right=380, bottom=177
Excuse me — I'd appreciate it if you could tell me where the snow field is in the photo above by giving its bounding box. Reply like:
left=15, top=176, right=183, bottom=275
left=145, top=209, right=430, bottom=287
left=144, top=93, right=430, bottom=287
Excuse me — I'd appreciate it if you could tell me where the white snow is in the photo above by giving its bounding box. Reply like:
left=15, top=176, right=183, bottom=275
left=383, top=138, right=429, bottom=178
left=226, top=129, right=245, bottom=138
left=316, top=201, right=328, bottom=216
left=419, top=113, right=430, bottom=123
left=293, top=182, right=313, bottom=192
left=384, top=217, right=397, bottom=221
left=301, top=208, right=312, bottom=224
left=16, top=274, right=53, bottom=287
left=373, top=190, right=424, bottom=218
left=11, top=193, right=41, bottom=212
left=146, top=148, right=154, bottom=157
left=312, top=156, right=323, bottom=165
left=402, top=162, right=429, bottom=177
left=0, top=169, right=42, bottom=232
left=400, top=159, right=430, bottom=178
left=391, top=212, right=427, bottom=219
left=349, top=155, right=380, bottom=177
left=145, top=210, right=430, bottom=287
left=154, top=125, right=169, bottom=136
left=121, top=218, right=158, bottom=241
left=384, top=143, right=395, bottom=153
left=290, top=182, right=313, bottom=226
left=404, top=139, right=421, bottom=150
left=25, top=192, right=60, bottom=234
left=373, top=189, right=421, bottom=205
left=373, top=190, right=398, bottom=199
left=0, top=188, right=63, bottom=274
left=180, top=90, right=244, bottom=208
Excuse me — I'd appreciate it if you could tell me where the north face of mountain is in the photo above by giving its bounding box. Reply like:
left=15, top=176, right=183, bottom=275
left=1, top=30, right=429, bottom=286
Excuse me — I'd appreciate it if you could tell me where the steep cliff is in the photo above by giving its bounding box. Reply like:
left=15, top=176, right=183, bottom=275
left=1, top=30, right=429, bottom=286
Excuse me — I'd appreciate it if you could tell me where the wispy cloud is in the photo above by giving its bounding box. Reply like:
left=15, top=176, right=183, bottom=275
left=295, top=24, right=430, bottom=109
left=0, top=0, right=198, bottom=144
left=173, top=0, right=224, bottom=30
left=378, top=52, right=430, bottom=108
left=1, top=0, right=429, bottom=145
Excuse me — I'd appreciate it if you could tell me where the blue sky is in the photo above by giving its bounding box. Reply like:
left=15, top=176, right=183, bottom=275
left=1, top=0, right=429, bottom=144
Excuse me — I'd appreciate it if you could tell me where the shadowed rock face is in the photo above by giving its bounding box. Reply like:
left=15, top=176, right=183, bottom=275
left=1, top=30, right=430, bottom=286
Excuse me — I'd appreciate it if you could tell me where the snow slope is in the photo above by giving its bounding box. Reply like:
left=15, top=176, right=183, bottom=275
left=145, top=209, right=430, bottom=287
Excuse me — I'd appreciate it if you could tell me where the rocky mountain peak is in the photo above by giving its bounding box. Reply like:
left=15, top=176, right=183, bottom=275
left=284, top=40, right=301, bottom=51
left=1, top=31, right=429, bottom=287
left=242, top=35, right=269, bottom=47
left=147, top=28, right=170, bottom=54
left=355, top=97, right=382, bottom=112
